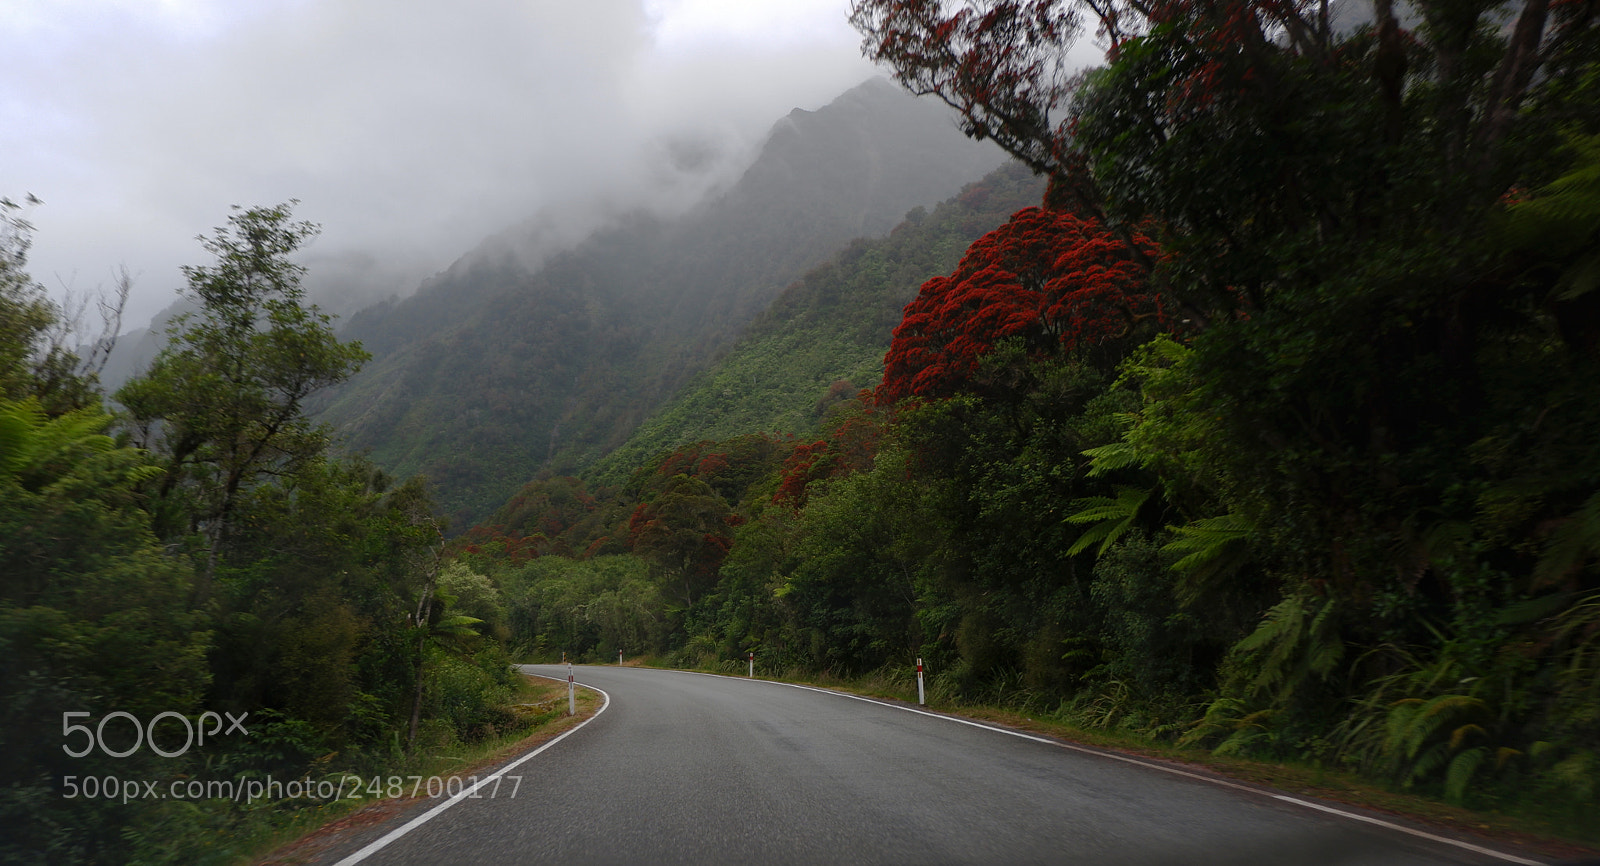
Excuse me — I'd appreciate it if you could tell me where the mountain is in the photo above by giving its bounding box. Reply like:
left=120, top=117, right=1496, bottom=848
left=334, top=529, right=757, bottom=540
left=583, top=161, right=1047, bottom=489
left=315, top=77, right=1008, bottom=527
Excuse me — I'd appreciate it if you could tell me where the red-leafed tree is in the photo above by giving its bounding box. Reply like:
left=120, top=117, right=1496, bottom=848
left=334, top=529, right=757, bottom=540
left=774, top=398, right=884, bottom=508
left=633, top=434, right=784, bottom=505
left=851, top=0, right=1596, bottom=327
left=627, top=474, right=743, bottom=605
left=848, top=1, right=1082, bottom=180
left=879, top=205, right=1162, bottom=403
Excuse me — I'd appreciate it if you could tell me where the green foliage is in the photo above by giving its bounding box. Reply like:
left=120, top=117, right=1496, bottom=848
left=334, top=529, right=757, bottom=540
left=1533, top=490, right=1600, bottom=590
left=0, top=396, right=210, bottom=862
left=207, top=456, right=446, bottom=757
left=1088, top=531, right=1214, bottom=703
left=778, top=447, right=954, bottom=672
left=116, top=203, right=369, bottom=554
left=497, top=555, right=665, bottom=660
left=0, top=201, right=559, bottom=862
left=413, top=646, right=523, bottom=747
left=1502, top=133, right=1600, bottom=303
left=1229, top=593, right=1344, bottom=705
left=1162, top=513, right=1255, bottom=607
left=628, top=473, right=737, bottom=608
left=438, top=561, right=507, bottom=640
left=0, top=196, right=101, bottom=415
left=1384, top=694, right=1491, bottom=792
left=1064, top=486, right=1153, bottom=557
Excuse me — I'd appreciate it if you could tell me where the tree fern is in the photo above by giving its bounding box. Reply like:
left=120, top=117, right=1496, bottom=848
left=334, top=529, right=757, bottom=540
left=1063, top=485, right=1153, bottom=557
left=0, top=396, right=157, bottom=490
left=1444, top=747, right=1488, bottom=803
left=1552, top=590, right=1600, bottom=698
left=1504, top=132, right=1600, bottom=302
left=1, top=398, right=108, bottom=474
left=1231, top=593, right=1343, bottom=704
left=1080, top=438, right=1144, bottom=477
left=1533, top=490, right=1600, bottom=589
left=1163, top=512, right=1254, bottom=606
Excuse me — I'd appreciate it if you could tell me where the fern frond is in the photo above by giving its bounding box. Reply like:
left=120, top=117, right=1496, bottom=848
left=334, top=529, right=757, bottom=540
left=1448, top=723, right=1486, bottom=752
left=1534, top=491, right=1600, bottom=589
left=1165, top=512, right=1255, bottom=606
left=1395, top=695, right=1487, bottom=760
left=1063, top=486, right=1152, bottom=557
left=1407, top=742, right=1450, bottom=787
left=1235, top=709, right=1274, bottom=730
left=1422, top=694, right=1487, bottom=720
left=1444, top=747, right=1487, bottom=803
left=1081, top=439, right=1143, bottom=477
left=1, top=398, right=119, bottom=485
left=1384, top=699, right=1424, bottom=757
left=1165, top=513, right=1254, bottom=572
left=432, top=614, right=484, bottom=638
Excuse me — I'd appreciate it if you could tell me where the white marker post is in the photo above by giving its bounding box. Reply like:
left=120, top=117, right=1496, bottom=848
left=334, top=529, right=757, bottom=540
left=916, top=657, right=925, bottom=706
left=618, top=649, right=623, bottom=666
left=567, top=662, right=575, bottom=716
left=748, top=651, right=754, bottom=678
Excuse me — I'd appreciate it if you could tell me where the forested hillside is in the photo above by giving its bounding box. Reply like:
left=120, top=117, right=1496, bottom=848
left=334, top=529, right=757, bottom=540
left=586, top=161, right=1046, bottom=487
left=316, top=78, right=1005, bottom=528
left=453, top=0, right=1600, bottom=838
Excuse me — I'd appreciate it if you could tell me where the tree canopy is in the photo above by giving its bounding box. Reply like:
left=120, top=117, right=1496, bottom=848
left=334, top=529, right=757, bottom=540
left=116, top=203, right=369, bottom=554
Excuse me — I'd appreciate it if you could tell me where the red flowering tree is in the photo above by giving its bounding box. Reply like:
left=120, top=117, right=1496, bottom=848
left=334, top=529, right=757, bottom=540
left=627, top=475, right=743, bottom=605
left=879, top=206, right=1162, bottom=402
left=774, top=398, right=884, bottom=508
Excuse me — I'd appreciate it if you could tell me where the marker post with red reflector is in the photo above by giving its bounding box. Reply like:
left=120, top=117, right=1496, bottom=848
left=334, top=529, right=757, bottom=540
left=916, top=657, right=925, bottom=706
left=618, top=649, right=623, bottom=665
left=567, top=662, right=575, bottom=716
left=748, top=651, right=754, bottom=678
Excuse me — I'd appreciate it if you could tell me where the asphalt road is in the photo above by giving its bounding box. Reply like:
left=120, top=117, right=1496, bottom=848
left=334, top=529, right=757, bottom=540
left=320, top=665, right=1546, bottom=866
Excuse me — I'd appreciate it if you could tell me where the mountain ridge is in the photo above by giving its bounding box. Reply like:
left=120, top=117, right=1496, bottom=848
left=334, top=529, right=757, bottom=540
left=314, top=77, right=1008, bottom=527
left=582, top=160, right=1047, bottom=490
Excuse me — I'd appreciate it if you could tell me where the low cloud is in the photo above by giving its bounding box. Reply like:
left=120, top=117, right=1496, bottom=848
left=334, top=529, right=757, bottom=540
left=3, top=0, right=878, bottom=328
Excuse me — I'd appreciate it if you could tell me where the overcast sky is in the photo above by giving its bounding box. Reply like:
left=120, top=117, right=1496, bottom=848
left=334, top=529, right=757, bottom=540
left=3, top=0, right=886, bottom=330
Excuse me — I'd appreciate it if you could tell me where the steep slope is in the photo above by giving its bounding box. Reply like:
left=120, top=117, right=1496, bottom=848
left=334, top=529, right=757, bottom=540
left=584, top=161, right=1046, bottom=488
left=316, top=78, right=1006, bottom=527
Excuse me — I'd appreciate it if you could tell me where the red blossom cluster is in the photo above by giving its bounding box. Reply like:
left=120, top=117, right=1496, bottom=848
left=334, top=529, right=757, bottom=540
left=455, top=525, right=548, bottom=563
left=773, top=404, right=883, bottom=508
left=879, top=205, right=1162, bottom=403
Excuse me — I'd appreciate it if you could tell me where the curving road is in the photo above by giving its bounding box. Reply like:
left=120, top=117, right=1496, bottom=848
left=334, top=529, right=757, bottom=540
left=314, top=665, right=1546, bottom=865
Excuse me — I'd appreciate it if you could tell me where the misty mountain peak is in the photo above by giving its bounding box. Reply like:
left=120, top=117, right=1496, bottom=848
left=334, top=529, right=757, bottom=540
left=316, top=76, right=1010, bottom=526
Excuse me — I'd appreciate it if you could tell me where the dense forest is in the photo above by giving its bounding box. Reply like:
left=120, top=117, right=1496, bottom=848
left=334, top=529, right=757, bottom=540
left=457, top=0, right=1600, bottom=833
left=1, top=203, right=524, bottom=862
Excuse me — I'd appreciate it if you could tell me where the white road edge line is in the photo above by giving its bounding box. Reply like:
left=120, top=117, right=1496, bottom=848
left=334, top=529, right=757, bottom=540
left=669, top=667, right=1547, bottom=866
left=331, top=673, right=611, bottom=866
